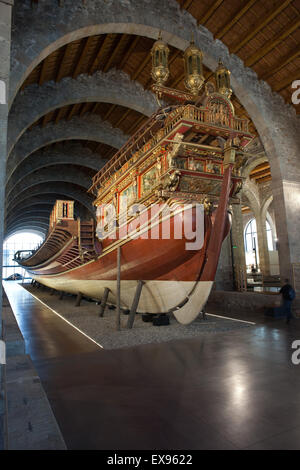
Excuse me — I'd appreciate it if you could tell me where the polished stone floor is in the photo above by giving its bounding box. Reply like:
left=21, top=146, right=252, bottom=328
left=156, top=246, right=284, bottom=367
left=4, top=282, right=300, bottom=450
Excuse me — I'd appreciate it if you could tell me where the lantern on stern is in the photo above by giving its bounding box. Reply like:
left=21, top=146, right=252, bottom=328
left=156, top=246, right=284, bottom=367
left=215, top=59, right=232, bottom=99
left=183, top=38, right=205, bottom=96
left=151, top=32, right=170, bottom=86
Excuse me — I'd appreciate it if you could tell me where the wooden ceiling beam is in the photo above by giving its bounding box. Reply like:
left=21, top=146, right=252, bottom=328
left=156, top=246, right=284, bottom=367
left=103, top=104, right=117, bottom=121
left=251, top=169, right=271, bottom=179
left=42, top=113, right=50, bottom=128
left=38, top=58, right=48, bottom=86
left=73, top=36, right=95, bottom=79
left=118, top=35, right=139, bottom=70
left=127, top=115, right=145, bottom=134
left=95, top=143, right=104, bottom=153
left=197, top=0, right=224, bottom=25
left=255, top=174, right=272, bottom=183
left=67, top=103, right=80, bottom=121
left=215, top=0, right=257, bottom=40
left=55, top=44, right=70, bottom=83
left=231, top=0, right=293, bottom=54
left=181, top=0, right=193, bottom=10
left=79, top=102, right=89, bottom=117
left=245, top=17, right=300, bottom=67
left=250, top=162, right=270, bottom=174
left=91, top=102, right=99, bottom=114
left=131, top=52, right=151, bottom=81
left=89, top=34, right=111, bottom=75
left=171, top=72, right=185, bottom=89
left=260, top=46, right=300, bottom=81
left=273, top=68, right=300, bottom=92
left=103, top=34, right=127, bottom=73
left=54, top=107, right=65, bottom=125
left=114, top=108, right=132, bottom=129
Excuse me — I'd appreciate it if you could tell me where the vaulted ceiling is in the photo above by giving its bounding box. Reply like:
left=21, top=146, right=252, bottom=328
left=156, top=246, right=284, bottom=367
left=5, top=0, right=300, bottom=237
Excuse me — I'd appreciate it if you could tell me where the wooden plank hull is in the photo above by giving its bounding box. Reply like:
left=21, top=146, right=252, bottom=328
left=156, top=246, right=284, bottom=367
left=28, top=205, right=230, bottom=324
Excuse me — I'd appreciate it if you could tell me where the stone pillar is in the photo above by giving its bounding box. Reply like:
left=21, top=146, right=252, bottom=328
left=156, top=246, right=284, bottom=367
left=231, top=203, right=247, bottom=290
left=272, top=180, right=300, bottom=284
left=0, top=0, right=13, bottom=332
left=214, top=234, right=233, bottom=291
left=0, top=0, right=13, bottom=451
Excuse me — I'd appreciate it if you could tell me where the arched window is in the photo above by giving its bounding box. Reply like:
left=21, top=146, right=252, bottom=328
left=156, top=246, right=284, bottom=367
left=245, top=218, right=258, bottom=253
left=244, top=219, right=273, bottom=253
left=3, top=232, right=44, bottom=280
left=266, top=221, right=273, bottom=251
left=244, top=218, right=274, bottom=270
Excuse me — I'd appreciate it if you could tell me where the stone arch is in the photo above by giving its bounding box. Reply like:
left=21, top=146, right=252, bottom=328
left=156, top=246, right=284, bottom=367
left=8, top=69, right=156, bottom=154
left=241, top=180, right=261, bottom=216
left=261, top=194, right=274, bottom=222
left=6, top=166, right=92, bottom=210
left=5, top=183, right=94, bottom=218
left=6, top=143, right=103, bottom=198
left=6, top=196, right=88, bottom=226
left=6, top=226, right=48, bottom=239
left=6, top=114, right=127, bottom=180
left=6, top=215, right=50, bottom=231
left=242, top=155, right=269, bottom=179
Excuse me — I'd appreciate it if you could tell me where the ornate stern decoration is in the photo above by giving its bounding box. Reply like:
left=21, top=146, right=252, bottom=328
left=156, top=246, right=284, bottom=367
left=90, top=33, right=254, bottom=222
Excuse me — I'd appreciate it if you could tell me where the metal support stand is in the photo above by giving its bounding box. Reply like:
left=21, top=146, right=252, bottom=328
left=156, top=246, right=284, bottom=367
left=127, top=280, right=144, bottom=329
left=59, top=291, right=64, bottom=300
left=99, top=288, right=110, bottom=317
left=116, top=246, right=121, bottom=331
left=75, top=292, right=83, bottom=307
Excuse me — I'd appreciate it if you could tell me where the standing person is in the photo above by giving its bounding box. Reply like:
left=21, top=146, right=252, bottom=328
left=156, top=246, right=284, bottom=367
left=279, top=279, right=296, bottom=324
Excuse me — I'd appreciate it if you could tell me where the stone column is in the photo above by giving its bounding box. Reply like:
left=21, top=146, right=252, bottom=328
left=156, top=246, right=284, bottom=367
left=272, top=180, right=300, bottom=284
left=0, top=0, right=13, bottom=451
left=0, top=0, right=13, bottom=332
left=231, top=203, right=247, bottom=290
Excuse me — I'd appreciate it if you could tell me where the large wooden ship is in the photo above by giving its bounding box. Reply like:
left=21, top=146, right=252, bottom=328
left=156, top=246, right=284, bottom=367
left=15, top=37, right=254, bottom=324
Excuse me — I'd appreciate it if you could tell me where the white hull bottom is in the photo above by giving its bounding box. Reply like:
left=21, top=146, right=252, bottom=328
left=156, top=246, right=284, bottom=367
left=32, top=277, right=213, bottom=324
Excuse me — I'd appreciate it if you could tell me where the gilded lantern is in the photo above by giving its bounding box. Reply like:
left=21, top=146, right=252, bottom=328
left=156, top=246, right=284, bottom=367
left=151, top=33, right=170, bottom=86
left=183, top=40, right=205, bottom=96
left=215, top=59, right=232, bottom=99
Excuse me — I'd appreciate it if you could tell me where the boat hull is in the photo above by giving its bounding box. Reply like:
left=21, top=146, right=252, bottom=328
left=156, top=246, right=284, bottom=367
left=25, top=202, right=231, bottom=324
left=31, top=276, right=213, bottom=324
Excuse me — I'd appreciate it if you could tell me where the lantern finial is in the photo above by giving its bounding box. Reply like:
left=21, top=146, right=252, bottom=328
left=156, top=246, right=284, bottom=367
left=151, top=32, right=170, bottom=86
left=215, top=59, right=232, bottom=99
left=183, top=38, right=205, bottom=96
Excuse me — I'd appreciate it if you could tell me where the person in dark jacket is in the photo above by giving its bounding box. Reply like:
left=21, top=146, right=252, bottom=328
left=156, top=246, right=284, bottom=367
left=279, top=279, right=295, bottom=324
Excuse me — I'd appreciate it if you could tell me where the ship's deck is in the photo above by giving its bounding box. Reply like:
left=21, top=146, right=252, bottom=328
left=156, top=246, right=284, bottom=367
left=4, top=281, right=300, bottom=450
